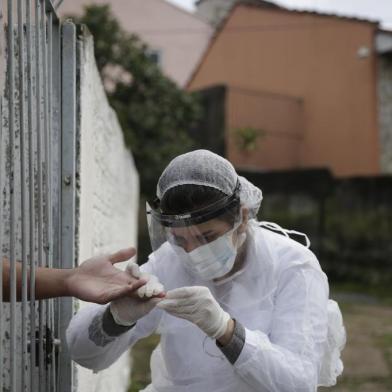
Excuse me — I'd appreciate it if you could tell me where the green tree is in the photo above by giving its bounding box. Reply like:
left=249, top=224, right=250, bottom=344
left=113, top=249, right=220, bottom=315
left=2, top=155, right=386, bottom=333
left=73, top=4, right=202, bottom=196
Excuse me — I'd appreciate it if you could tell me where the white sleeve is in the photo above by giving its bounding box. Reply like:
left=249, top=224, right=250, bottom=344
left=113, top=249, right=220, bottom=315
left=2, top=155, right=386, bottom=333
left=66, top=261, right=164, bottom=372
left=233, top=265, right=329, bottom=392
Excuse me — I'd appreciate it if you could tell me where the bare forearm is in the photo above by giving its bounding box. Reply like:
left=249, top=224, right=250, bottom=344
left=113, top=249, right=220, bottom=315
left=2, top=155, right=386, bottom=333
left=2, top=256, right=72, bottom=301
left=2, top=247, right=143, bottom=304
left=34, top=266, right=73, bottom=299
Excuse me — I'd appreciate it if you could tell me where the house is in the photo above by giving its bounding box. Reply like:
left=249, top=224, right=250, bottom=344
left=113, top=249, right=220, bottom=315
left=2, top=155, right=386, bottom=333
left=188, top=0, right=392, bottom=177
left=59, top=0, right=214, bottom=86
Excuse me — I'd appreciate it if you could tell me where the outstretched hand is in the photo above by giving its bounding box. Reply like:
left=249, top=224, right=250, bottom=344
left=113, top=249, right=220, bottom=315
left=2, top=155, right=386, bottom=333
left=65, top=247, right=147, bottom=304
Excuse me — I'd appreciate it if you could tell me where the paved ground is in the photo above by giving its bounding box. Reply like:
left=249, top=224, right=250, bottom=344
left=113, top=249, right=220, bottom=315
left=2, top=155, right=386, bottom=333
left=129, top=299, right=392, bottom=392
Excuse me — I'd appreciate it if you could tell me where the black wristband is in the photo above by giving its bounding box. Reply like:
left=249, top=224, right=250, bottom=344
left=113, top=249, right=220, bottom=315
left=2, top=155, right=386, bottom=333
left=102, top=306, right=136, bottom=337
left=216, top=319, right=246, bottom=364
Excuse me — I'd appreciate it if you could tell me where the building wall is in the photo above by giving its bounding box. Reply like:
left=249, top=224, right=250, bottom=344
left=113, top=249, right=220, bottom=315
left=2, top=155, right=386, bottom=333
left=59, top=0, right=213, bottom=86
left=75, top=31, right=139, bottom=392
left=377, top=54, right=392, bottom=173
left=227, top=86, right=304, bottom=171
left=189, top=4, right=380, bottom=177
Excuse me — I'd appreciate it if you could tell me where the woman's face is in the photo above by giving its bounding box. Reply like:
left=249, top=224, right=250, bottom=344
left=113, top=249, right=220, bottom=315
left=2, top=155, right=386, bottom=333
left=169, top=208, right=248, bottom=253
left=169, top=219, right=231, bottom=253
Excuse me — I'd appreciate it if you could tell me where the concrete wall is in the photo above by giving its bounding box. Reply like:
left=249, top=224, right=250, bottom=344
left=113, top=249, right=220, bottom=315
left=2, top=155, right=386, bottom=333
left=188, top=4, right=381, bottom=177
left=59, top=0, right=213, bottom=87
left=377, top=54, right=392, bottom=174
left=74, top=30, right=139, bottom=391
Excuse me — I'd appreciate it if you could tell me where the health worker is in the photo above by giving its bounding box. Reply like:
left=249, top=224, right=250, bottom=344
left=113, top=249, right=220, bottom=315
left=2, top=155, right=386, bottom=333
left=66, top=149, right=345, bottom=392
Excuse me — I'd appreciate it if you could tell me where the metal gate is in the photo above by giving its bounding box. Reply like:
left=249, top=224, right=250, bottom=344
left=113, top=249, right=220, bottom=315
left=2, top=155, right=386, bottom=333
left=0, top=1, right=76, bottom=391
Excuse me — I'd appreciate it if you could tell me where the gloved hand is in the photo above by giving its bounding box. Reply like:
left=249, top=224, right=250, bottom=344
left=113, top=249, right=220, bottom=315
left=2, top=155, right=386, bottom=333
left=157, top=286, right=231, bottom=339
left=110, top=263, right=165, bottom=326
left=127, top=263, right=165, bottom=298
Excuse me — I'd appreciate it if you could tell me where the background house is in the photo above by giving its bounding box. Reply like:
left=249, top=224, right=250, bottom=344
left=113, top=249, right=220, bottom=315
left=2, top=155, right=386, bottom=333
left=188, top=0, right=392, bottom=177
left=60, top=0, right=214, bottom=86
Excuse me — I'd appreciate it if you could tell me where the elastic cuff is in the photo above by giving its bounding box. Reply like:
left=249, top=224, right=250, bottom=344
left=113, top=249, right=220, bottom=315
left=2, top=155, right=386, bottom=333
left=102, top=306, right=136, bottom=337
left=216, top=319, right=246, bottom=364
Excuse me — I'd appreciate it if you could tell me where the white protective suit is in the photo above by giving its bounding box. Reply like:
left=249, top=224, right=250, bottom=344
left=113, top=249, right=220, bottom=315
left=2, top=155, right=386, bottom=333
left=67, top=223, right=331, bottom=392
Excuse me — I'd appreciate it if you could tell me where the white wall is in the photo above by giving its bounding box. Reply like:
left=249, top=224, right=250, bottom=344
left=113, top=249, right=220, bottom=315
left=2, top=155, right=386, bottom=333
left=75, top=29, right=139, bottom=391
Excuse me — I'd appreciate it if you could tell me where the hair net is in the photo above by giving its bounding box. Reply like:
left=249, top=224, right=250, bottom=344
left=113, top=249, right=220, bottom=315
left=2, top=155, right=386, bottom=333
left=157, top=150, right=263, bottom=219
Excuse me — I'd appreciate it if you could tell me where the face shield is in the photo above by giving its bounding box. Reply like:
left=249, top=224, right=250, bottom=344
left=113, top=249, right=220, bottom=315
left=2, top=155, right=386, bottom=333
left=146, top=182, right=244, bottom=280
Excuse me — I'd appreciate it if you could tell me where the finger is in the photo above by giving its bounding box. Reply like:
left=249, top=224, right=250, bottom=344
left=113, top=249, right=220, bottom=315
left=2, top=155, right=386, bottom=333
left=148, top=297, right=163, bottom=306
left=140, top=273, right=155, bottom=283
left=157, top=298, right=195, bottom=310
left=127, top=278, right=147, bottom=293
left=104, top=279, right=147, bottom=302
left=156, top=299, right=177, bottom=309
left=152, top=283, right=165, bottom=296
left=109, top=247, right=137, bottom=264
left=165, top=287, right=200, bottom=300
left=145, top=283, right=155, bottom=298
left=127, top=262, right=141, bottom=278
left=137, top=275, right=163, bottom=297
left=137, top=284, right=147, bottom=298
left=145, top=281, right=164, bottom=298
left=157, top=301, right=196, bottom=315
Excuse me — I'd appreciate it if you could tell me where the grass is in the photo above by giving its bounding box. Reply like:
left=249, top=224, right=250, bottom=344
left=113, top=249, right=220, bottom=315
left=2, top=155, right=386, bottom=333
left=128, top=334, right=160, bottom=392
left=330, top=281, right=392, bottom=306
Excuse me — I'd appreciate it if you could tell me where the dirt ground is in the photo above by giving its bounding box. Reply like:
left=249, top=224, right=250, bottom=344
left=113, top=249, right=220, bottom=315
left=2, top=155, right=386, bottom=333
left=320, top=301, right=392, bottom=392
left=129, top=299, right=392, bottom=392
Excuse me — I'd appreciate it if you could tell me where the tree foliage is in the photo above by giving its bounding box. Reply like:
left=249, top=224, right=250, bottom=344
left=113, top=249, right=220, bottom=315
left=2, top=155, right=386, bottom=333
left=73, top=4, right=202, bottom=196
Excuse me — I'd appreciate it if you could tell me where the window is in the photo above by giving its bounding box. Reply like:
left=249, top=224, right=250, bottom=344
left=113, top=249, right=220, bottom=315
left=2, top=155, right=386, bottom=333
left=147, top=49, right=162, bottom=66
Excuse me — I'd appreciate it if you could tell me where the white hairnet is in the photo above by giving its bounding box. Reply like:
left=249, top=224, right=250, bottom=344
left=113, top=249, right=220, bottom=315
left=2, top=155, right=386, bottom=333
left=157, top=150, right=263, bottom=219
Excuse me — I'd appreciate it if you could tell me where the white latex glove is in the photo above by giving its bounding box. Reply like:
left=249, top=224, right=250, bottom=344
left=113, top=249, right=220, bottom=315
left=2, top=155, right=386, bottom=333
left=157, top=286, right=231, bottom=339
left=110, top=263, right=165, bottom=326
left=127, top=263, right=165, bottom=298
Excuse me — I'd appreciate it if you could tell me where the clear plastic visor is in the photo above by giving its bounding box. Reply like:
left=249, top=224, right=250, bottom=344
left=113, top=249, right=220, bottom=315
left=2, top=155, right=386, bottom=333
left=146, top=201, right=241, bottom=254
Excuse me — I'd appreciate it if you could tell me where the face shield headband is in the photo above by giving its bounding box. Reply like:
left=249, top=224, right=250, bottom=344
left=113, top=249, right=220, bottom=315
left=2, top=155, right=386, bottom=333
left=148, top=180, right=242, bottom=228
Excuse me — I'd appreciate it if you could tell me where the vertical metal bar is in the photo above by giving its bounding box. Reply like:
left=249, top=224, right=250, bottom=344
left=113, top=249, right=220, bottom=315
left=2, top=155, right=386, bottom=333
left=50, top=15, right=61, bottom=392
left=58, top=21, right=76, bottom=392
left=18, top=1, right=30, bottom=390
left=26, top=0, right=37, bottom=390
left=35, top=0, right=45, bottom=389
left=41, top=3, right=51, bottom=390
left=47, top=0, right=53, bottom=275
left=42, top=1, right=49, bottom=271
left=0, top=3, right=4, bottom=391
left=7, top=0, right=18, bottom=390
left=0, top=96, right=3, bottom=392
left=46, top=13, right=51, bottom=265
left=46, top=10, right=56, bottom=392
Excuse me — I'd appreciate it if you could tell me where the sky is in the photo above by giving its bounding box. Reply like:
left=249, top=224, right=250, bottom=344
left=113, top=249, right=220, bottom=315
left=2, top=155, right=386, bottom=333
left=167, top=0, right=392, bottom=29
